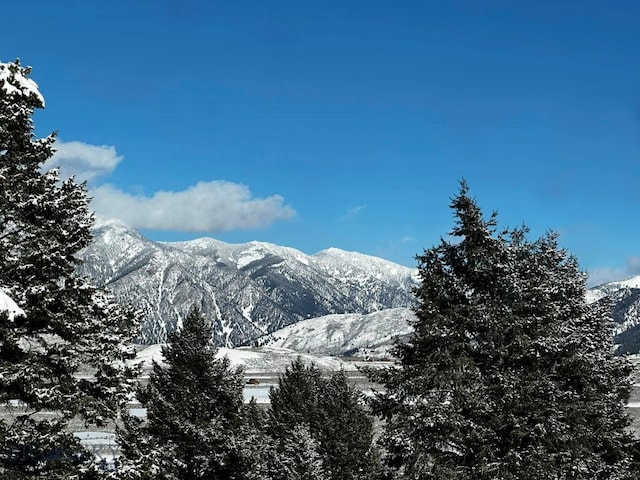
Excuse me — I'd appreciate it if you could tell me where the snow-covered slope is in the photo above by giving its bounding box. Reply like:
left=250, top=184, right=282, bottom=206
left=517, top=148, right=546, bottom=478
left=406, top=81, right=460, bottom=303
left=588, top=275, right=640, bottom=353
left=589, top=275, right=640, bottom=333
left=135, top=344, right=359, bottom=374
left=78, top=220, right=417, bottom=346
left=257, top=307, right=415, bottom=358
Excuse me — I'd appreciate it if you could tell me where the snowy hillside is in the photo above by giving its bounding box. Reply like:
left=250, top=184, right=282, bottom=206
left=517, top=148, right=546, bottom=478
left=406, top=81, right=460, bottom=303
left=588, top=275, right=640, bottom=353
left=78, top=219, right=417, bottom=346
left=257, top=307, right=415, bottom=358
left=135, top=344, right=360, bottom=374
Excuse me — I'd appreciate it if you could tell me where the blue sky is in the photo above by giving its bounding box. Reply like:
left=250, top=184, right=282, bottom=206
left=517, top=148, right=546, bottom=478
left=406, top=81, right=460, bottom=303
left=3, top=1, right=640, bottom=285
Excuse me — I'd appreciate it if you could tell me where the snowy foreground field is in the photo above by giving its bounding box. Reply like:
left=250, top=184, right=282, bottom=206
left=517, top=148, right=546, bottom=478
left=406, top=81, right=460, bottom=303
left=72, top=345, right=386, bottom=465
left=137, top=344, right=386, bottom=404
left=135, top=344, right=380, bottom=403
left=4, top=347, right=640, bottom=468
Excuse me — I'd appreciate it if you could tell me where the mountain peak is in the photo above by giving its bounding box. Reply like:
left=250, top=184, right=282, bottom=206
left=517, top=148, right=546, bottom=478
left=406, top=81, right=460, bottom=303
left=80, top=222, right=418, bottom=346
left=609, top=275, right=640, bottom=290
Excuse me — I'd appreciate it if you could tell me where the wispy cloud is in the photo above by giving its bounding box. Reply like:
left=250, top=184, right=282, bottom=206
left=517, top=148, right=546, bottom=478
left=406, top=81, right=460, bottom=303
left=374, top=235, right=416, bottom=266
left=587, top=256, right=640, bottom=287
left=47, top=140, right=296, bottom=233
left=340, top=205, right=366, bottom=221
left=44, top=140, right=123, bottom=183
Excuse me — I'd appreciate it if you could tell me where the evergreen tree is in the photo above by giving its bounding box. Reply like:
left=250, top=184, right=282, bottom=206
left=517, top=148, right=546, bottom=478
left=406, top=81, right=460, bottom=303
left=269, top=358, right=324, bottom=440
left=276, top=424, right=328, bottom=480
left=234, top=403, right=328, bottom=480
left=368, top=181, right=636, bottom=479
left=269, top=358, right=378, bottom=480
left=117, top=307, right=247, bottom=480
left=234, top=399, right=277, bottom=480
left=0, top=60, right=139, bottom=477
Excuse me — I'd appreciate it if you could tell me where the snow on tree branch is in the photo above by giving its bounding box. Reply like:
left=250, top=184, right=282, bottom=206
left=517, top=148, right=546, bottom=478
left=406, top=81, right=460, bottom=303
left=0, top=288, right=24, bottom=320
left=0, top=60, right=45, bottom=107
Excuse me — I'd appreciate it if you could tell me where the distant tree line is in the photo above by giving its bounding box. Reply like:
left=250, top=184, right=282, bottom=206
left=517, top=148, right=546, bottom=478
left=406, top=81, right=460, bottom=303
left=1, top=60, right=639, bottom=479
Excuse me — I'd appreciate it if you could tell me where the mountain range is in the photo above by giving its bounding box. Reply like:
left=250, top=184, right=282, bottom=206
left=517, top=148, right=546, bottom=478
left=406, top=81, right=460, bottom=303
left=78, top=220, right=640, bottom=354
left=78, top=220, right=417, bottom=346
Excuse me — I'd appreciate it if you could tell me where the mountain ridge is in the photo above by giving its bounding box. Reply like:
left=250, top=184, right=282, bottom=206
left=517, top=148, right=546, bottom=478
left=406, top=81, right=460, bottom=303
left=588, top=275, right=640, bottom=353
left=78, top=220, right=418, bottom=346
left=79, top=220, right=640, bottom=353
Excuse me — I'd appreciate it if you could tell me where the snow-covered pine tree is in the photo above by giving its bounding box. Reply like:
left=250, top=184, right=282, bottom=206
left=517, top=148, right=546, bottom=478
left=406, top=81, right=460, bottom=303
left=117, top=307, right=248, bottom=480
left=268, top=358, right=324, bottom=440
left=269, top=358, right=379, bottom=480
left=277, top=424, right=328, bottom=480
left=0, top=60, right=139, bottom=477
left=367, top=181, right=637, bottom=479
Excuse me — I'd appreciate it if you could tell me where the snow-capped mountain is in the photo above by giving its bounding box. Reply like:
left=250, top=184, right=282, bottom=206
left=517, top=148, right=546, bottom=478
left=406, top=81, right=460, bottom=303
left=78, top=220, right=640, bottom=354
left=256, top=307, right=415, bottom=358
left=588, top=276, right=640, bottom=354
left=78, top=220, right=418, bottom=346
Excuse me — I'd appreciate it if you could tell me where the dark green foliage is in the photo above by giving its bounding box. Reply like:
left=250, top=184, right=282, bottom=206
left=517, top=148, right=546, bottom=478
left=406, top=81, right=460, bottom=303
left=276, top=424, right=328, bottom=480
left=117, top=307, right=248, bottom=479
left=0, top=60, right=139, bottom=477
left=269, top=358, right=379, bottom=480
left=368, top=181, right=637, bottom=479
left=269, top=358, right=325, bottom=438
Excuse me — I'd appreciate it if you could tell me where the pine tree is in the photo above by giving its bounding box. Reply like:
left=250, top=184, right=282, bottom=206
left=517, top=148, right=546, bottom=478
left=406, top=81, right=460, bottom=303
left=277, top=424, right=328, bottom=480
left=117, top=307, right=248, bottom=479
left=0, top=60, right=139, bottom=477
left=268, top=358, right=325, bottom=440
left=368, top=181, right=636, bottom=479
left=269, top=358, right=379, bottom=480
left=234, top=399, right=278, bottom=480
left=235, top=404, right=328, bottom=480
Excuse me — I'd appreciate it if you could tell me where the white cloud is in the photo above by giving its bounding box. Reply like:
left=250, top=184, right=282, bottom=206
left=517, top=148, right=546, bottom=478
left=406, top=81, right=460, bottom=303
left=587, top=256, right=640, bottom=287
left=44, top=140, right=123, bottom=183
left=42, top=139, right=296, bottom=233
left=340, top=205, right=366, bottom=220
left=91, top=181, right=295, bottom=232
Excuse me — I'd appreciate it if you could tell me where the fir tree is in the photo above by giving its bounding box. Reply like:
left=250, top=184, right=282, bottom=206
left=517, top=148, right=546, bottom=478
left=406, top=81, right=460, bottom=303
left=269, top=358, right=378, bottom=480
left=368, top=181, right=636, bottom=479
left=0, top=60, right=139, bottom=477
left=276, top=424, right=328, bottom=480
left=117, top=307, right=248, bottom=480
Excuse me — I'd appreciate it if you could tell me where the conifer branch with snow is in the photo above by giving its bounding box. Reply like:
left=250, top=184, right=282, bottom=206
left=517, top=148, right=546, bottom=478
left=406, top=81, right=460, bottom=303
left=0, top=60, right=140, bottom=477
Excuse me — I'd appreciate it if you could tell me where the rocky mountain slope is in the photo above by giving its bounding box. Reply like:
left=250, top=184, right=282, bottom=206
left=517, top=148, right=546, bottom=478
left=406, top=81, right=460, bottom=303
left=588, top=276, right=640, bottom=354
left=78, top=220, right=418, bottom=346
left=78, top=220, right=640, bottom=353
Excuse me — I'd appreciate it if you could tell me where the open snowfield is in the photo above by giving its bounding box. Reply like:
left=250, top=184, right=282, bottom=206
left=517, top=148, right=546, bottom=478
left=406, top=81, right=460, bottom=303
left=133, top=344, right=384, bottom=405
left=135, top=344, right=363, bottom=374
